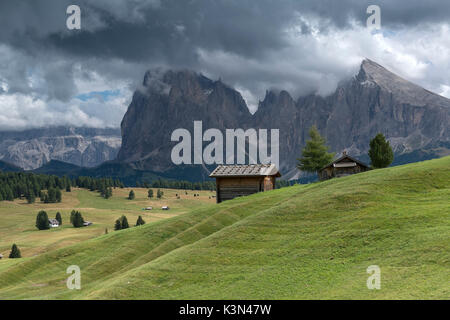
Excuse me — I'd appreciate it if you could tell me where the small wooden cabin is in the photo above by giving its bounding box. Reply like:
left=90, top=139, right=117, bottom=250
left=318, top=152, right=370, bottom=181
left=210, top=164, right=281, bottom=203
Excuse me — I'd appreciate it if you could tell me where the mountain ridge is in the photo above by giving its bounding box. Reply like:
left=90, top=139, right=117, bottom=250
left=117, top=59, right=450, bottom=179
left=0, top=126, right=121, bottom=170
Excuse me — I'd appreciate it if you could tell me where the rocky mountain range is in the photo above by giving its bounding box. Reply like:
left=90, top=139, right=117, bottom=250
left=118, top=59, right=450, bottom=180
left=0, top=127, right=121, bottom=170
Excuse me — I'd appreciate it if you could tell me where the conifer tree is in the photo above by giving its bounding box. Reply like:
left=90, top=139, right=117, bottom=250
left=114, top=219, right=122, bottom=231
left=120, top=215, right=129, bottom=229
left=55, top=188, right=62, bottom=202
left=36, top=210, right=50, bottom=230
left=48, top=187, right=57, bottom=203
left=297, top=125, right=335, bottom=173
left=136, top=215, right=146, bottom=226
left=128, top=190, right=135, bottom=200
left=369, top=133, right=394, bottom=168
left=9, top=244, right=21, bottom=258
left=71, top=211, right=85, bottom=228
left=148, top=189, right=154, bottom=198
left=55, top=212, right=62, bottom=225
left=26, top=191, right=36, bottom=204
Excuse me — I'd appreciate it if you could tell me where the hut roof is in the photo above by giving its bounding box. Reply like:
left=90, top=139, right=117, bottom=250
left=210, top=164, right=281, bottom=178
left=320, top=152, right=370, bottom=171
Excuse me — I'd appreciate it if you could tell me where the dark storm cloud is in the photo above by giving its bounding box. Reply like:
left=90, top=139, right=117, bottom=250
left=0, top=0, right=449, bottom=128
left=3, top=0, right=450, bottom=66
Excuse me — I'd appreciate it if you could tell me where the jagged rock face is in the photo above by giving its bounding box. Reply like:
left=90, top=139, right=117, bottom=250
left=118, top=60, right=450, bottom=179
left=118, top=69, right=253, bottom=171
left=0, top=127, right=121, bottom=170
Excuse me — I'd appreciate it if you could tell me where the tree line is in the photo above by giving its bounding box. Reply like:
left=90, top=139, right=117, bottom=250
left=137, top=179, right=216, bottom=191
left=0, top=172, right=125, bottom=203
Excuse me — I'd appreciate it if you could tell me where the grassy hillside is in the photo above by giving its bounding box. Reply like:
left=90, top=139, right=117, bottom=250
left=0, top=188, right=215, bottom=258
left=0, top=157, right=448, bottom=299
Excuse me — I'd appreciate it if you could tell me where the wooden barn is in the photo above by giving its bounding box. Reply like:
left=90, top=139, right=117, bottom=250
left=210, top=164, right=281, bottom=203
left=318, top=152, right=370, bottom=181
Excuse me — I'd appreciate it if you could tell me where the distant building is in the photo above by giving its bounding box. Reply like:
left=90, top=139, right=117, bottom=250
left=83, top=221, right=92, bottom=227
left=162, top=206, right=169, bottom=210
left=48, top=219, right=60, bottom=228
left=318, top=152, right=370, bottom=181
left=210, top=164, right=281, bottom=203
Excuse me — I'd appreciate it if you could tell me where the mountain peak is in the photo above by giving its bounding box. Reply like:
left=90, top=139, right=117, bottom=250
left=357, top=59, right=450, bottom=107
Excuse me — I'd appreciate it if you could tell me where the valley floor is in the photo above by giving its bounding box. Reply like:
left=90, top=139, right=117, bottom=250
left=0, top=157, right=449, bottom=299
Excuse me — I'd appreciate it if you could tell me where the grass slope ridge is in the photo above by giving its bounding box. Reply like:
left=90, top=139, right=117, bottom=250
left=0, top=157, right=449, bottom=299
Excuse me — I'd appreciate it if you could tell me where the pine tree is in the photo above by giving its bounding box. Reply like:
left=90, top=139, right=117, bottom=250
left=120, top=215, right=129, bottom=229
left=157, top=189, right=162, bottom=199
left=26, top=191, right=36, bottom=204
left=368, top=133, right=394, bottom=168
left=5, top=186, right=14, bottom=201
left=104, top=187, right=112, bottom=199
left=48, top=187, right=57, bottom=203
left=297, top=126, right=335, bottom=173
left=55, top=188, right=62, bottom=202
left=70, top=210, right=76, bottom=224
left=128, top=190, right=135, bottom=200
left=36, top=210, right=50, bottom=230
left=55, top=212, right=62, bottom=225
left=148, top=189, right=154, bottom=198
left=71, top=211, right=85, bottom=228
left=114, top=219, right=122, bottom=231
left=66, top=184, right=71, bottom=192
left=136, top=215, right=146, bottom=226
left=9, top=244, right=21, bottom=258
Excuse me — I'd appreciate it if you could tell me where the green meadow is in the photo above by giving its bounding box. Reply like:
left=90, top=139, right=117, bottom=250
left=0, top=157, right=448, bottom=299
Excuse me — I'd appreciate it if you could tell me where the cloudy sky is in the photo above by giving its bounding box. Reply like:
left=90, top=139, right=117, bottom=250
left=0, top=0, right=449, bottom=130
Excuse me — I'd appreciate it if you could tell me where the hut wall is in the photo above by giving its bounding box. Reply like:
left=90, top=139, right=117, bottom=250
left=216, top=177, right=264, bottom=203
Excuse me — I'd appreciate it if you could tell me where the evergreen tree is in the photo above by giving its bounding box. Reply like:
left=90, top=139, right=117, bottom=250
left=148, top=189, right=154, bottom=198
left=70, top=210, right=76, bottom=224
left=71, top=211, right=85, bottom=228
left=114, top=219, right=122, bottom=231
left=66, top=184, right=71, bottom=192
left=128, top=190, right=135, bottom=200
left=55, top=188, right=62, bottom=203
left=104, top=187, right=113, bottom=199
left=368, top=133, right=394, bottom=168
left=120, top=215, right=129, bottom=229
left=136, top=215, right=146, bottom=226
left=48, top=187, right=57, bottom=203
left=157, top=189, right=162, bottom=199
left=9, top=244, right=21, bottom=258
left=36, top=210, right=50, bottom=230
left=4, top=186, right=14, bottom=201
left=26, top=191, right=36, bottom=204
left=55, top=212, right=62, bottom=225
left=297, top=126, right=335, bottom=173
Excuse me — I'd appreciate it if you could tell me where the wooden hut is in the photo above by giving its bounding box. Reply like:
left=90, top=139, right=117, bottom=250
left=210, top=164, right=281, bottom=203
left=318, top=152, right=370, bottom=181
